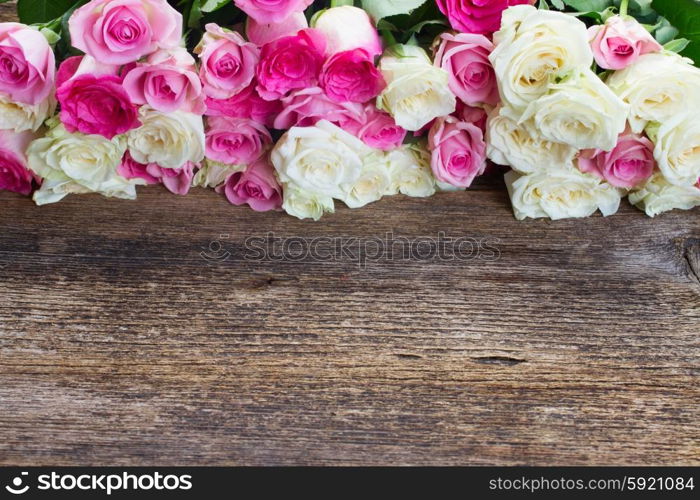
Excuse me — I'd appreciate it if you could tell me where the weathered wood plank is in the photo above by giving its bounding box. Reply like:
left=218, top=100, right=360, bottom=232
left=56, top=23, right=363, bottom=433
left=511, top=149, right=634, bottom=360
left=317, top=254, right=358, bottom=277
left=0, top=4, right=699, bottom=466
left=0, top=182, right=698, bottom=465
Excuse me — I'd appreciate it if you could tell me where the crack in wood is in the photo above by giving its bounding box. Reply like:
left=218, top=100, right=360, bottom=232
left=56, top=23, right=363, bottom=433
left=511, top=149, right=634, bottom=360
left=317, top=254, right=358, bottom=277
left=681, top=238, right=700, bottom=287
left=471, top=356, right=526, bottom=366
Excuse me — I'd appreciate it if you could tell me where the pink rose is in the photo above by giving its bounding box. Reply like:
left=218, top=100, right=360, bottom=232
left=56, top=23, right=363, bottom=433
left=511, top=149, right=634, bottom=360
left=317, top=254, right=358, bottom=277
left=246, top=11, right=308, bottom=45
left=455, top=102, right=487, bottom=132
left=196, top=24, right=259, bottom=100
left=437, top=0, right=532, bottom=35
left=256, top=28, right=326, bottom=101
left=205, top=116, right=271, bottom=165
left=118, top=152, right=195, bottom=195
left=233, top=0, right=313, bottom=24
left=429, top=116, right=487, bottom=188
left=312, top=6, right=383, bottom=57
left=0, top=129, right=37, bottom=195
left=123, top=47, right=205, bottom=114
left=57, top=67, right=140, bottom=139
left=69, top=0, right=182, bottom=65
left=588, top=16, right=662, bottom=70
left=218, top=156, right=282, bottom=212
left=578, top=133, right=655, bottom=188
left=0, top=23, right=55, bottom=105
left=205, top=82, right=281, bottom=128
left=342, top=105, right=406, bottom=151
left=319, top=49, right=385, bottom=103
left=434, top=32, right=498, bottom=107
left=273, top=87, right=363, bottom=130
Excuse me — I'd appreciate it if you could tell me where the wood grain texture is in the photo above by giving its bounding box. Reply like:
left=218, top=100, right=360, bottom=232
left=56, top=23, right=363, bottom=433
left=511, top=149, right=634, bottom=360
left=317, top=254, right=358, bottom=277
left=0, top=6, right=699, bottom=466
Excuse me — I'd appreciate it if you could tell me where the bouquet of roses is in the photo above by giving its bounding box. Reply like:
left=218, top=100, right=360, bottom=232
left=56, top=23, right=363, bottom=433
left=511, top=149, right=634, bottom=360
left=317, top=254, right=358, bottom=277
left=0, top=0, right=698, bottom=220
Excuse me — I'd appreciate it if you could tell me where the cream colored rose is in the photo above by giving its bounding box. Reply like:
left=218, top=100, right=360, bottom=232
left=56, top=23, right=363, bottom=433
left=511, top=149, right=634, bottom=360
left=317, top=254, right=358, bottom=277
left=127, top=107, right=205, bottom=169
left=486, top=107, right=577, bottom=173
left=0, top=94, right=55, bottom=133
left=192, top=160, right=246, bottom=188
left=652, top=110, right=700, bottom=187
left=342, top=151, right=392, bottom=209
left=629, top=173, right=700, bottom=217
left=606, top=52, right=700, bottom=133
left=27, top=122, right=134, bottom=205
left=271, top=120, right=371, bottom=200
left=282, top=183, right=336, bottom=221
left=505, top=167, right=622, bottom=220
left=377, top=44, right=456, bottom=132
left=386, top=144, right=437, bottom=198
left=490, top=5, right=593, bottom=114
left=519, top=70, right=628, bottom=151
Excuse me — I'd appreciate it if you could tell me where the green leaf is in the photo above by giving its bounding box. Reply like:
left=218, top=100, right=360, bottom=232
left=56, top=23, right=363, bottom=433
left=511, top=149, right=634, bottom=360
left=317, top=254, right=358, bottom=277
left=664, top=38, right=691, bottom=53
left=200, top=0, right=228, bottom=13
left=361, top=0, right=428, bottom=21
left=652, top=0, right=700, bottom=64
left=17, top=0, right=79, bottom=24
left=562, top=0, right=612, bottom=11
left=550, top=0, right=565, bottom=8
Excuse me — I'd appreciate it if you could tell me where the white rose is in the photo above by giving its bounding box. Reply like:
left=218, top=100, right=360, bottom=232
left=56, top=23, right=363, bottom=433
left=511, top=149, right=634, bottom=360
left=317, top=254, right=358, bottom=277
left=606, top=52, right=700, bottom=133
left=193, top=160, right=245, bottom=188
left=27, top=122, right=134, bottom=205
left=386, top=144, right=436, bottom=198
left=282, top=183, right=336, bottom=221
left=486, top=107, right=577, bottom=173
left=652, top=110, right=700, bottom=187
left=519, top=70, right=628, bottom=151
left=127, top=107, right=205, bottom=169
left=271, top=120, right=371, bottom=200
left=311, top=6, right=382, bottom=56
left=628, top=173, right=700, bottom=217
left=505, top=167, right=622, bottom=220
left=0, top=94, right=55, bottom=133
left=377, top=44, right=456, bottom=132
left=342, top=151, right=392, bottom=209
left=490, top=5, right=593, bottom=114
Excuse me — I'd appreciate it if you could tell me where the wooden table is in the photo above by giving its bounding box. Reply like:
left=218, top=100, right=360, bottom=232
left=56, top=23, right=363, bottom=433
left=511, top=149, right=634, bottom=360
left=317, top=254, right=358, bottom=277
left=1, top=6, right=698, bottom=466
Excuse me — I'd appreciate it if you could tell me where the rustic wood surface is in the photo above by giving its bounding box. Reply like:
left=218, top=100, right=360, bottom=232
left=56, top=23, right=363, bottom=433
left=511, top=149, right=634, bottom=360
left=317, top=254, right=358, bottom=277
left=1, top=6, right=699, bottom=466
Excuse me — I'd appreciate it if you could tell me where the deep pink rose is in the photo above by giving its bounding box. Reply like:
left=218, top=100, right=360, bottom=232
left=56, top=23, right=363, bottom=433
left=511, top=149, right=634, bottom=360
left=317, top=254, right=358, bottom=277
left=455, top=102, right=487, bottom=132
left=56, top=56, right=84, bottom=89
left=434, top=32, right=498, bottom=107
left=233, top=0, right=314, bottom=24
left=205, top=82, right=282, bottom=128
left=0, top=23, right=55, bottom=105
left=429, top=116, right=487, bottom=188
left=197, top=24, right=259, bottom=100
left=123, top=47, right=205, bottom=114
left=588, top=16, right=662, bottom=70
left=273, top=87, right=363, bottom=130
left=218, top=156, right=282, bottom=212
left=0, top=129, right=37, bottom=195
left=118, top=152, right=195, bottom=195
left=57, top=72, right=140, bottom=139
left=69, top=0, right=182, bottom=65
left=436, top=0, right=532, bottom=35
left=578, top=133, right=655, bottom=188
left=319, top=49, right=385, bottom=103
left=206, top=116, right=271, bottom=165
left=342, top=105, right=406, bottom=151
left=256, top=29, right=326, bottom=101
left=246, top=11, right=308, bottom=45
